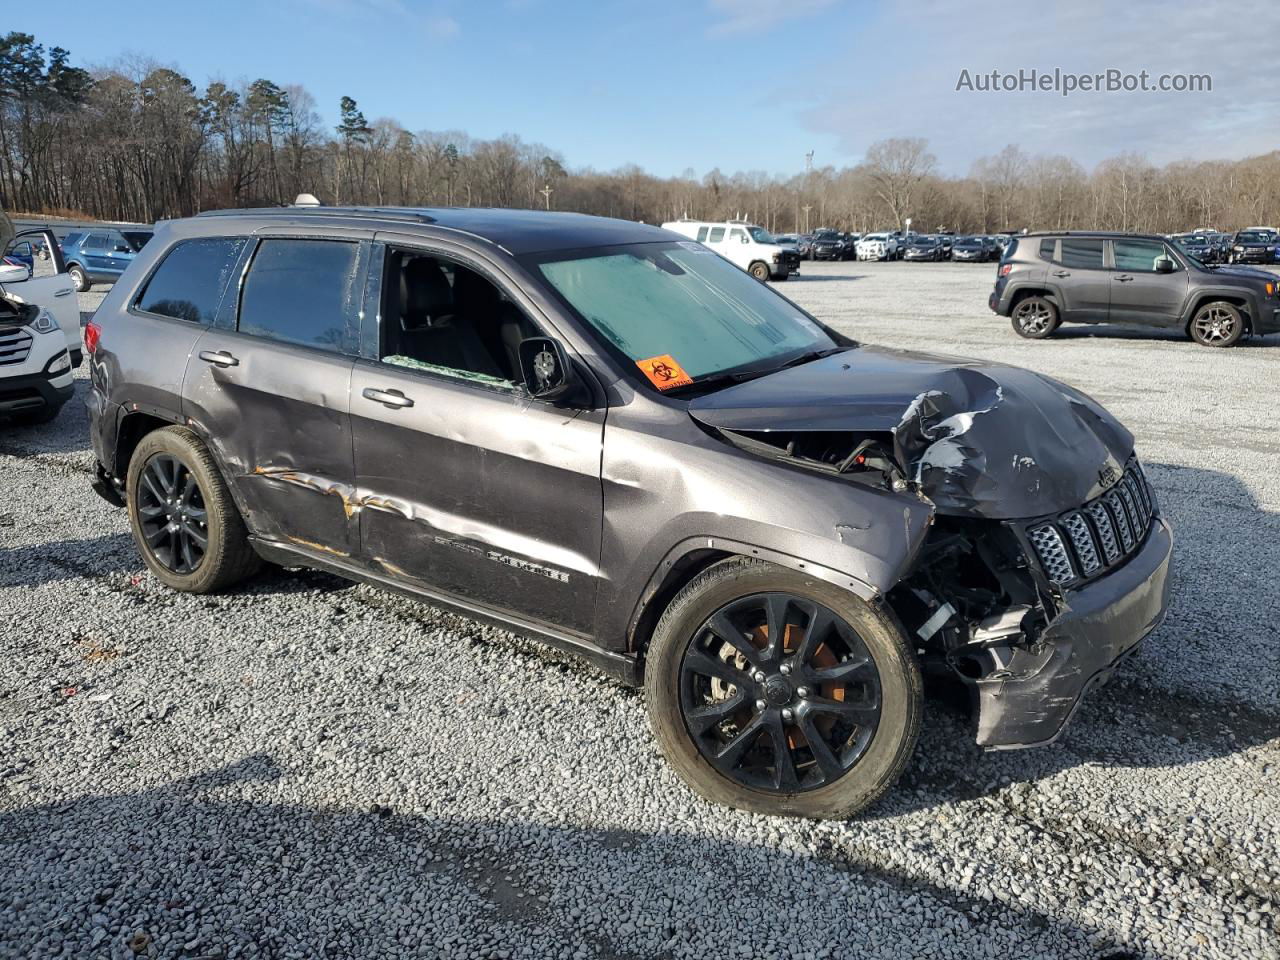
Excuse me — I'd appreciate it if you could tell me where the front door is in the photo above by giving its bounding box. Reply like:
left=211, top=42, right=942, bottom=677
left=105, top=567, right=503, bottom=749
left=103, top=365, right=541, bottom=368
left=1108, top=238, right=1189, bottom=328
left=182, top=236, right=367, bottom=556
left=1051, top=237, right=1110, bottom=322
left=348, top=243, right=605, bottom=635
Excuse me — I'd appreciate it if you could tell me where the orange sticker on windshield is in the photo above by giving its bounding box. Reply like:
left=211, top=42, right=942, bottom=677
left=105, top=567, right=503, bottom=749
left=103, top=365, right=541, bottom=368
left=637, top=354, right=693, bottom=390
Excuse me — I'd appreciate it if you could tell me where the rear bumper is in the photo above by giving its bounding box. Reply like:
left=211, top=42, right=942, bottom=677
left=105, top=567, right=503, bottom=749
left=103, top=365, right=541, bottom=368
left=0, top=369, right=74, bottom=416
left=975, top=517, right=1174, bottom=749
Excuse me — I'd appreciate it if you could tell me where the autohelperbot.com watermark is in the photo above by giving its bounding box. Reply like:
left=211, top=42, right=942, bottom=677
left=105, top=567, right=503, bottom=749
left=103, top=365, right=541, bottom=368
left=955, top=68, right=1211, bottom=96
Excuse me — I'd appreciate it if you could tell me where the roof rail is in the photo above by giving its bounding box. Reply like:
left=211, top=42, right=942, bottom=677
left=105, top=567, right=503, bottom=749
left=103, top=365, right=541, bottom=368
left=195, top=205, right=438, bottom=224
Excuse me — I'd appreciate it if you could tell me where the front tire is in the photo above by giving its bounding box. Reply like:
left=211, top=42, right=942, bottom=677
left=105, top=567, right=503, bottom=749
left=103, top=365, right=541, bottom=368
left=1189, top=301, right=1245, bottom=347
left=644, top=558, right=922, bottom=819
left=126, top=426, right=261, bottom=593
left=1011, top=296, right=1060, bottom=339
left=68, top=264, right=90, bottom=292
left=748, top=261, right=770, bottom=282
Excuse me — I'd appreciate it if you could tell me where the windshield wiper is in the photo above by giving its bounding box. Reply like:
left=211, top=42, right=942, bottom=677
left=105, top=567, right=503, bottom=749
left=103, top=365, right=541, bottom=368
left=777, top=346, right=847, bottom=370
left=661, top=367, right=775, bottom=397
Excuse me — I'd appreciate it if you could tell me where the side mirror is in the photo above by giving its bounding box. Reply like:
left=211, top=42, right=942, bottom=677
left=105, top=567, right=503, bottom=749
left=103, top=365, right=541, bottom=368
left=518, top=336, right=583, bottom=404
left=0, top=262, right=32, bottom=283
left=1155, top=258, right=1176, bottom=273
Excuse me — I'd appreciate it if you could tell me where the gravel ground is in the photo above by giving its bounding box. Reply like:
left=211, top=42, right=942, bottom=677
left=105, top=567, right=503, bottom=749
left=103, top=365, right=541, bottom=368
left=1, top=262, right=1277, bottom=960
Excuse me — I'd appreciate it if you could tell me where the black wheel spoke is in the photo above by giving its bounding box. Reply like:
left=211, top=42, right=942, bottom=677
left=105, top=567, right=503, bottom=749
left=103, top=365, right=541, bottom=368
left=705, top=612, right=766, bottom=670
left=798, top=713, right=845, bottom=783
left=766, top=713, right=800, bottom=791
left=807, top=654, right=873, bottom=685
left=712, top=714, right=765, bottom=772
left=794, top=604, right=833, bottom=662
left=682, top=649, right=745, bottom=687
left=762, top=594, right=790, bottom=661
left=184, top=522, right=208, bottom=549
left=808, top=693, right=880, bottom=724
left=141, top=472, right=167, bottom=507
left=178, top=469, right=197, bottom=506
left=684, top=691, right=746, bottom=734
left=135, top=454, right=207, bottom=576
left=144, top=523, right=170, bottom=547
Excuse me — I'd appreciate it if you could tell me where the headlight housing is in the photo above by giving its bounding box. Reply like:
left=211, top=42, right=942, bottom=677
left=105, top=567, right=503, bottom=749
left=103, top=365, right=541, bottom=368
left=31, top=309, right=60, bottom=334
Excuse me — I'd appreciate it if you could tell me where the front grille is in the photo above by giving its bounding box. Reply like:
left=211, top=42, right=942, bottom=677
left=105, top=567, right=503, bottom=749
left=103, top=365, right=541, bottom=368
left=1026, top=461, right=1155, bottom=587
left=0, top=326, right=33, bottom=366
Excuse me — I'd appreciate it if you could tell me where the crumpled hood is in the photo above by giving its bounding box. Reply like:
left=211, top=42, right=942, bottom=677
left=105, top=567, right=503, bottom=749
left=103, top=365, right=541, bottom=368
left=688, top=346, right=1134, bottom=519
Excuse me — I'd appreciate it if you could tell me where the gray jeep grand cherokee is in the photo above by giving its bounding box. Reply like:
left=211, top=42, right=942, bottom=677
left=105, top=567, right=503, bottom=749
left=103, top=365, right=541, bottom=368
left=86, top=206, right=1173, bottom=818
left=991, top=231, right=1279, bottom=346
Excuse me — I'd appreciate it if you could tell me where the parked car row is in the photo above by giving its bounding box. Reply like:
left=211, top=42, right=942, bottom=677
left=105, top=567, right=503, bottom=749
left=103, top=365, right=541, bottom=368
left=1165, top=229, right=1274, bottom=265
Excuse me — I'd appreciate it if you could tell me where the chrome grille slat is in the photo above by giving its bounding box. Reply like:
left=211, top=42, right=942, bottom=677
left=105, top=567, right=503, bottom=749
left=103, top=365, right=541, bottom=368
left=1106, top=493, right=1135, bottom=551
left=1028, top=462, right=1155, bottom=588
left=1029, top=524, right=1075, bottom=585
left=1062, top=511, right=1101, bottom=575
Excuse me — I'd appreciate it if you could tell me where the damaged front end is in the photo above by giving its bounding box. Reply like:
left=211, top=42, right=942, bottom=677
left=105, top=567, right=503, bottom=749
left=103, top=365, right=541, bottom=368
left=689, top=346, right=1174, bottom=749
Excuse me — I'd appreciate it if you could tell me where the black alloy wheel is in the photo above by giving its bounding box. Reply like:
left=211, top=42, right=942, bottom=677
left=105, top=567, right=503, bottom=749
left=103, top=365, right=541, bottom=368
left=135, top=453, right=209, bottom=574
left=678, top=592, right=882, bottom=794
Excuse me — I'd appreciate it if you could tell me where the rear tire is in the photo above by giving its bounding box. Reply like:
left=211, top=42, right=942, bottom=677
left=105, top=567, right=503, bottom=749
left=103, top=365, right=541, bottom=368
left=68, top=264, right=89, bottom=292
left=126, top=426, right=262, bottom=593
left=1011, top=296, right=1060, bottom=339
left=644, top=557, right=922, bottom=819
left=1189, top=301, right=1245, bottom=347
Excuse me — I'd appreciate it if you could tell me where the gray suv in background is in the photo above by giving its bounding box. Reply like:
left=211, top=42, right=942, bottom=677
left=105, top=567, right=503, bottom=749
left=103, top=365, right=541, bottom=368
left=990, top=231, right=1279, bottom=347
left=85, top=206, right=1173, bottom=818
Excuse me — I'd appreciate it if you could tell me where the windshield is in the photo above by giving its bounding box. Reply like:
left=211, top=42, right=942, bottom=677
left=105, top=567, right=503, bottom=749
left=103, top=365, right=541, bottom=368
left=912, top=237, right=937, bottom=246
left=531, top=242, right=837, bottom=392
left=1237, top=232, right=1267, bottom=243
left=747, top=226, right=775, bottom=244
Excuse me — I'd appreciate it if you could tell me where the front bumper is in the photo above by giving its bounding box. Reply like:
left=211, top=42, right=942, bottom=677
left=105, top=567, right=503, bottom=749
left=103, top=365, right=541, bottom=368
left=975, top=516, right=1174, bottom=749
left=0, top=368, right=74, bottom=416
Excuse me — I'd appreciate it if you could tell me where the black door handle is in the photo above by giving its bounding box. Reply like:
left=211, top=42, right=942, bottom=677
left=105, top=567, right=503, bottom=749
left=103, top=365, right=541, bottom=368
left=362, top=387, right=414, bottom=409
left=198, top=350, right=239, bottom=367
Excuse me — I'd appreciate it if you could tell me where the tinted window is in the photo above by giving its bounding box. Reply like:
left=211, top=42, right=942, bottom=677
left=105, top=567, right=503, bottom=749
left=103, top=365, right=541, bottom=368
left=1039, top=239, right=1056, bottom=260
left=137, top=237, right=247, bottom=324
left=62, top=232, right=82, bottom=248
left=238, top=239, right=359, bottom=351
left=696, top=227, right=709, bottom=242
left=708, top=227, right=726, bottom=242
left=84, top=233, right=109, bottom=251
left=1113, top=238, right=1173, bottom=272
left=1059, top=239, right=1104, bottom=269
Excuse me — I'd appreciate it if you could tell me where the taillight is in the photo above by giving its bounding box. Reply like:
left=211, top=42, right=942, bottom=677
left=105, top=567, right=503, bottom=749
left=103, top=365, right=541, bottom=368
left=999, top=263, right=1013, bottom=277
left=84, top=320, right=101, bottom=354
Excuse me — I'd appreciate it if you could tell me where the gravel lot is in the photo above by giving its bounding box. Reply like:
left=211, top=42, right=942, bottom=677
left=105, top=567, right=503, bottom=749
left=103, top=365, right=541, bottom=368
left=2, top=261, right=1277, bottom=960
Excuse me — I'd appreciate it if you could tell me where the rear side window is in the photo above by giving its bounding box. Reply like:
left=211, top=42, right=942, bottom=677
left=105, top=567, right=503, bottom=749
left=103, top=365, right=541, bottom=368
left=708, top=227, right=725, bottom=242
left=84, top=233, right=109, bottom=251
left=1059, top=238, right=1105, bottom=269
left=136, top=237, right=247, bottom=324
left=1039, top=239, right=1056, bottom=260
left=696, top=227, right=709, bottom=242
left=238, top=238, right=359, bottom=351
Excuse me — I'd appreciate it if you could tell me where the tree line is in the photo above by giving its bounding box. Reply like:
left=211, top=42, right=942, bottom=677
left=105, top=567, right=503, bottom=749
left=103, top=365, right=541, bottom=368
left=2, top=31, right=1278, bottom=234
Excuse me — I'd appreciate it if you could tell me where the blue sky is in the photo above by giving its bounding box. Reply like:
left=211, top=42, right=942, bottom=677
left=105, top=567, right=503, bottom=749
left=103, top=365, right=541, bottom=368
left=12, top=1, right=1279, bottom=178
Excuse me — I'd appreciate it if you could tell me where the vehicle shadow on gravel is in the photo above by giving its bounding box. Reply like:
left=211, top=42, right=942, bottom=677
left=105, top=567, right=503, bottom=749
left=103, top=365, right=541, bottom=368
left=0, top=754, right=1141, bottom=960
left=877, top=459, right=1280, bottom=817
left=0, top=533, right=138, bottom=588
left=791, top=273, right=869, bottom=282
left=0, top=379, right=95, bottom=459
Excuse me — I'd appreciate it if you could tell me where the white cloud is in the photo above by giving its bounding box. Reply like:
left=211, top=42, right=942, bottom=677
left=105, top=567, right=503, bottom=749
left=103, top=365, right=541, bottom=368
left=425, top=14, right=460, bottom=38
left=707, top=0, right=836, bottom=35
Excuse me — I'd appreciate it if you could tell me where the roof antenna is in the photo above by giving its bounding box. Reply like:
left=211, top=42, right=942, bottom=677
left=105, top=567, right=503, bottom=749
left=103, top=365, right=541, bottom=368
left=293, top=193, right=322, bottom=207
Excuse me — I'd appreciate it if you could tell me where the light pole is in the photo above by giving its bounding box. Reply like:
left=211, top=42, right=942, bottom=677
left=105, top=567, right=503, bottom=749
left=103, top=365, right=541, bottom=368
left=802, top=204, right=813, bottom=234
left=539, top=184, right=553, bottom=210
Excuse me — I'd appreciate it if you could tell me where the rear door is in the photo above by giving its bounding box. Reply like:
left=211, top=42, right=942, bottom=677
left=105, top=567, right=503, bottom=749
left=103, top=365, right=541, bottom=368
left=348, top=238, right=605, bottom=635
left=1107, top=238, right=1188, bottom=328
left=1049, top=238, right=1109, bottom=322
left=183, top=234, right=368, bottom=556
left=79, top=233, right=116, bottom=280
